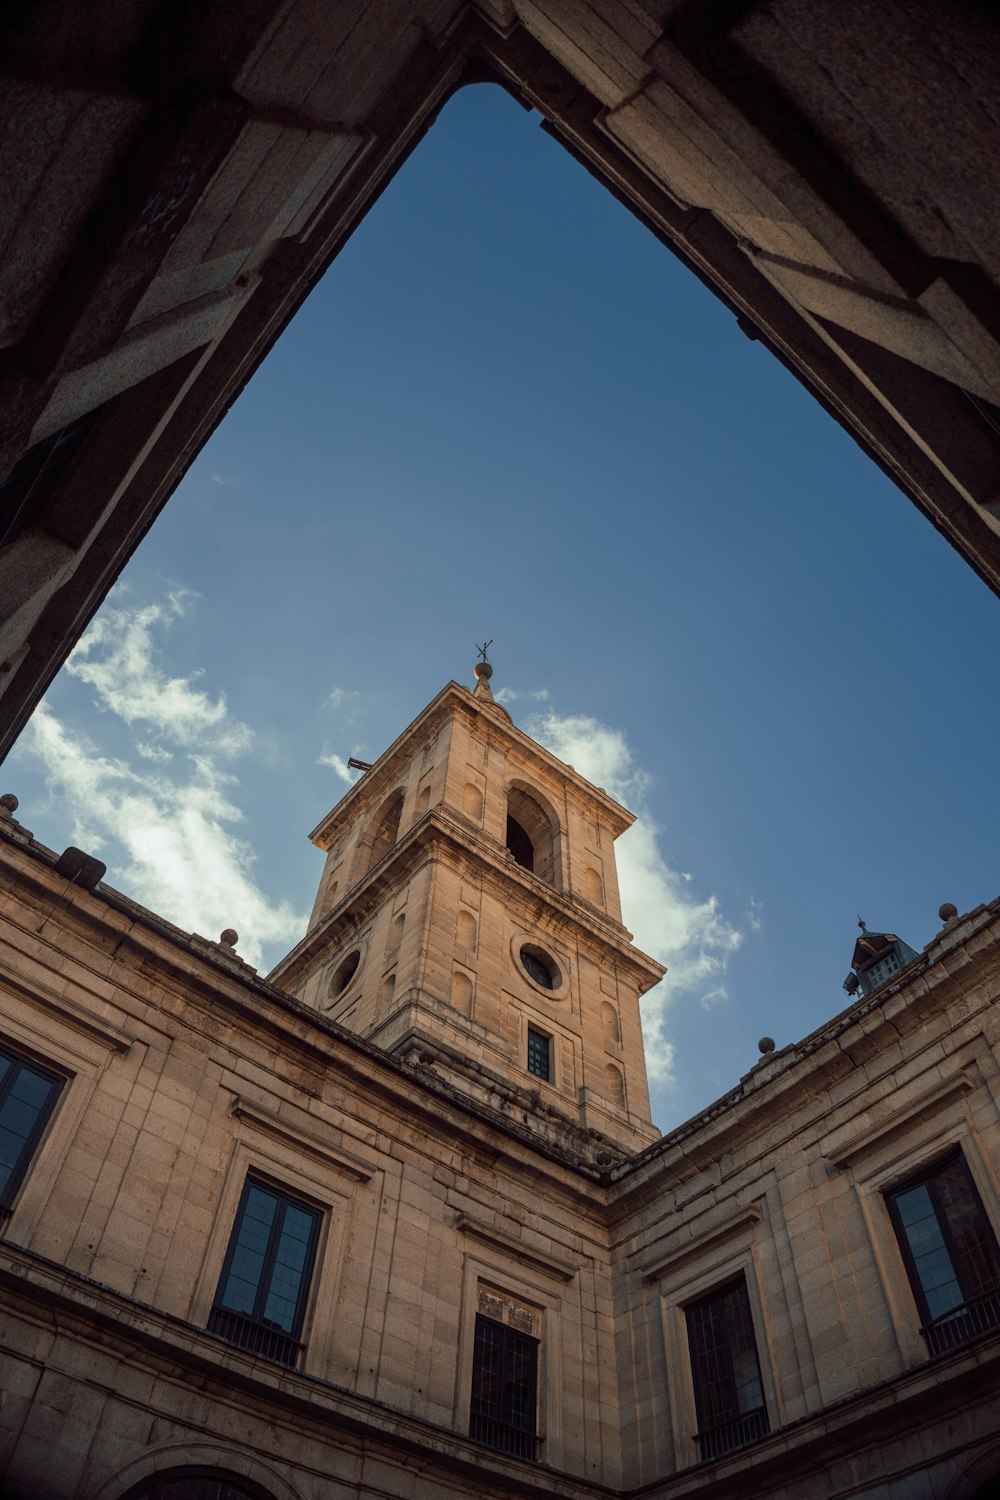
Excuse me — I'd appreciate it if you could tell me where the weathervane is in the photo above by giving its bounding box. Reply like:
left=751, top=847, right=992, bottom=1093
left=476, top=639, right=493, bottom=664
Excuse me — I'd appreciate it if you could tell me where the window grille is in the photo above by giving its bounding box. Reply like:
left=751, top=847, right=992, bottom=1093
left=685, top=1276, right=769, bottom=1461
left=470, top=1314, right=539, bottom=1460
left=526, top=1028, right=551, bottom=1082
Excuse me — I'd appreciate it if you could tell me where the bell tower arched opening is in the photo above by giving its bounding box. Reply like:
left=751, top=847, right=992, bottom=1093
left=505, top=783, right=559, bottom=888
left=363, top=790, right=404, bottom=877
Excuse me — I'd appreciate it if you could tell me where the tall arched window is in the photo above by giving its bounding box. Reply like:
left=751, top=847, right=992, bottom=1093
left=505, top=784, right=559, bottom=888
left=364, top=790, right=404, bottom=875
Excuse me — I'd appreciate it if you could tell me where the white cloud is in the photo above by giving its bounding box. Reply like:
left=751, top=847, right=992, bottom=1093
left=210, top=471, right=239, bottom=487
left=495, top=686, right=550, bottom=706
left=17, top=594, right=304, bottom=970
left=525, top=710, right=744, bottom=1087
left=67, top=591, right=251, bottom=756
left=322, top=686, right=363, bottom=728
left=318, top=749, right=363, bottom=787
left=135, top=740, right=173, bottom=764
left=324, top=687, right=357, bottom=712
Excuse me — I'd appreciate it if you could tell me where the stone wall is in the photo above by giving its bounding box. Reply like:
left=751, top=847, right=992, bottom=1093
left=0, top=818, right=998, bottom=1497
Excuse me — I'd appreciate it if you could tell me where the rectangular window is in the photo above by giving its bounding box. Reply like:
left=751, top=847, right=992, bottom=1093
left=208, top=1177, right=321, bottom=1367
left=887, top=1151, right=1000, bottom=1354
left=0, top=1043, right=64, bottom=1217
left=526, top=1027, right=551, bottom=1082
left=685, top=1276, right=769, bottom=1462
left=470, top=1313, right=539, bottom=1460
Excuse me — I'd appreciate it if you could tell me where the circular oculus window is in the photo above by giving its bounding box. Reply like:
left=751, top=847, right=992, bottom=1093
left=330, top=948, right=362, bottom=997
left=519, top=943, right=561, bottom=992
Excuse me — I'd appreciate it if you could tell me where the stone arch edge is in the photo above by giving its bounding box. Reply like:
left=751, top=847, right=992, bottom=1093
left=84, top=1439, right=306, bottom=1500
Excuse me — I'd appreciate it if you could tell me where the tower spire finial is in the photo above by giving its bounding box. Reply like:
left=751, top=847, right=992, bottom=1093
left=473, top=639, right=494, bottom=690
left=473, top=639, right=497, bottom=704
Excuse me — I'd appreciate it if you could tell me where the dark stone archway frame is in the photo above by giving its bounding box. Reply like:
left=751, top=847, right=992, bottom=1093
left=1, top=0, right=998, bottom=761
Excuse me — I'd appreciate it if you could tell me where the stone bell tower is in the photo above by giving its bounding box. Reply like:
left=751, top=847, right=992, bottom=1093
left=270, top=656, right=663, bottom=1155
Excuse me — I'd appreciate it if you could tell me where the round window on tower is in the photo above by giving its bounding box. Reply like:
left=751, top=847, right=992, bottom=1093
left=330, top=948, right=362, bottom=998
left=519, top=943, right=561, bottom=993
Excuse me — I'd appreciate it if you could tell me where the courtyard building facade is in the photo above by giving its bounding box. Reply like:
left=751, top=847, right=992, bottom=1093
left=0, top=671, right=998, bottom=1498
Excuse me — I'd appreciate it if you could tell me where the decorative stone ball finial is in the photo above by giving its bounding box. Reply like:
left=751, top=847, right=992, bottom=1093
left=0, top=793, right=18, bottom=814
left=938, top=902, right=958, bottom=923
left=758, top=1036, right=776, bottom=1056
left=220, top=928, right=239, bottom=948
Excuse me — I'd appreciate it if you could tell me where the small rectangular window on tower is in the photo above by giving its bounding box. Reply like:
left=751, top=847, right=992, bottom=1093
left=526, top=1027, right=551, bottom=1082
left=685, top=1276, right=769, bottom=1462
left=208, top=1177, right=322, bottom=1367
left=0, top=1042, right=64, bottom=1219
left=886, top=1150, right=1000, bottom=1354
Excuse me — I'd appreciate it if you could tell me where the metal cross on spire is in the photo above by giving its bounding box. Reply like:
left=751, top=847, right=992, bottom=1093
left=476, top=639, right=493, bottom=664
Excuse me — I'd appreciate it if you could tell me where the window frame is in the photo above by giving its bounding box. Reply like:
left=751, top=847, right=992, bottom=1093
left=188, top=1130, right=364, bottom=1384
left=526, top=1026, right=552, bottom=1083
left=469, top=1310, right=540, bottom=1461
left=885, top=1148, right=1000, bottom=1355
left=651, top=1211, right=782, bottom=1472
left=208, top=1175, right=323, bottom=1367
left=456, top=1257, right=564, bottom=1470
left=838, top=1060, right=996, bottom=1370
left=0, top=1042, right=65, bottom=1218
left=683, top=1273, right=770, bottom=1462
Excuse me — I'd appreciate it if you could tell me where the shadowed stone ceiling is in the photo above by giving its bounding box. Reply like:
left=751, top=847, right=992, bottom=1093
left=1, top=0, right=998, bottom=760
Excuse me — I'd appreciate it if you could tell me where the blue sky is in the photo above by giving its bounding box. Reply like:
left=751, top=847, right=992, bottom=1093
left=8, top=85, right=1000, bottom=1130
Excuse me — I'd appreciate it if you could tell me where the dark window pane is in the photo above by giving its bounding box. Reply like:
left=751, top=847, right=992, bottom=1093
left=0, top=1045, right=63, bottom=1210
left=211, top=1182, right=320, bottom=1362
left=470, top=1314, right=539, bottom=1460
left=211, top=1178, right=321, bottom=1364
left=527, top=1029, right=550, bottom=1082
left=521, top=949, right=554, bottom=989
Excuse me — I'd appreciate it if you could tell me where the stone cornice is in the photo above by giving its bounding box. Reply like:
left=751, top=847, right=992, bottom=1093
left=272, top=807, right=664, bottom=992
left=823, top=1070, right=976, bottom=1169
left=454, top=1210, right=580, bottom=1281
left=0, top=954, right=133, bottom=1053
left=635, top=1205, right=763, bottom=1284
left=308, top=681, right=635, bottom=850
left=229, top=1096, right=377, bottom=1181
